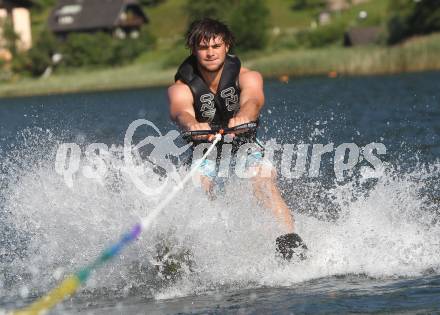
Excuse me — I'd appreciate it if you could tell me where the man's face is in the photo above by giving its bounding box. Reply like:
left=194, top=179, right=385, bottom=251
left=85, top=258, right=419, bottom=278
left=194, top=36, right=229, bottom=73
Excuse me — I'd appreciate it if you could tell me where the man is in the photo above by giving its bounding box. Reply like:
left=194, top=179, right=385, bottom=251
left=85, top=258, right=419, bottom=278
left=168, top=18, right=307, bottom=260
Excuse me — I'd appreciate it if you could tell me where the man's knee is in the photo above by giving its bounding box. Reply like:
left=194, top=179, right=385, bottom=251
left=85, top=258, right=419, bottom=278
left=250, top=163, right=277, bottom=189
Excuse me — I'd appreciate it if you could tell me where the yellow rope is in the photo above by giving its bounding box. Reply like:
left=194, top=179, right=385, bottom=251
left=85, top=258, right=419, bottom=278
left=12, top=276, right=80, bottom=315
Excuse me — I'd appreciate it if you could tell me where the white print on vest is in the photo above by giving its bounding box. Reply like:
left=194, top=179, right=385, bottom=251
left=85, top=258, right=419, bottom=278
left=200, top=93, right=216, bottom=121
left=221, top=87, right=239, bottom=112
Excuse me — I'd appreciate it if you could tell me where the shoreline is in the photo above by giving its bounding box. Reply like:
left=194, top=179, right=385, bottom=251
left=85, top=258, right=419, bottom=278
left=1, top=68, right=440, bottom=100
left=1, top=34, right=439, bottom=98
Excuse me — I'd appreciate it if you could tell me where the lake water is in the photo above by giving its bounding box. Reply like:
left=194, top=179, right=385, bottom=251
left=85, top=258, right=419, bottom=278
left=0, top=71, right=439, bottom=314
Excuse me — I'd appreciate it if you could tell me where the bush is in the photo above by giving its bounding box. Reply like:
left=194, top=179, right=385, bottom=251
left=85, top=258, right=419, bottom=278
left=297, top=22, right=346, bottom=48
left=111, top=38, right=145, bottom=65
left=0, top=60, right=12, bottom=82
left=60, top=32, right=114, bottom=67
left=60, top=28, right=156, bottom=68
left=110, top=28, right=157, bottom=65
left=273, top=34, right=301, bottom=50
left=135, top=27, right=157, bottom=51
left=21, top=27, right=156, bottom=76
left=8, top=28, right=57, bottom=77
left=27, top=29, right=58, bottom=76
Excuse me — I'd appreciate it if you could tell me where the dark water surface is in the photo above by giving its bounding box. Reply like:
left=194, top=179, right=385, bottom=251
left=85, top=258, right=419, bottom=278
left=0, top=71, right=439, bottom=314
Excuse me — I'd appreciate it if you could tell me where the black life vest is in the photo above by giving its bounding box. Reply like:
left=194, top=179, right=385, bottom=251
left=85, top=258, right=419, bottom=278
left=175, top=54, right=257, bottom=159
left=174, top=54, right=241, bottom=129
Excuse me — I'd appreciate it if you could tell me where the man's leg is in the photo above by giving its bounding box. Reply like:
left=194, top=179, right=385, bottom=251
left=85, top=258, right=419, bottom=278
left=249, top=164, right=295, bottom=232
left=246, top=152, right=307, bottom=260
left=192, top=158, right=216, bottom=199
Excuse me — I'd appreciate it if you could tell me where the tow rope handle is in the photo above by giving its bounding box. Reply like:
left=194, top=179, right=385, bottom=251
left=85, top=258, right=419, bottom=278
left=181, top=121, right=258, bottom=140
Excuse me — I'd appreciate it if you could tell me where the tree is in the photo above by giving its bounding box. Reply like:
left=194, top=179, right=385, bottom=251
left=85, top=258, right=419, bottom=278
left=59, top=29, right=156, bottom=69
left=407, top=0, right=440, bottom=35
left=32, top=0, right=57, bottom=13
left=229, top=0, right=270, bottom=52
left=291, top=0, right=325, bottom=11
left=387, top=0, right=440, bottom=44
left=60, top=32, right=114, bottom=67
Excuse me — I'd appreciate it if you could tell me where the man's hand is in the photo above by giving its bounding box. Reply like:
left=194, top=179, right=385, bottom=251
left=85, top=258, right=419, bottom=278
left=228, top=115, right=252, bottom=138
left=228, top=116, right=252, bottom=128
left=189, top=122, right=211, bottom=140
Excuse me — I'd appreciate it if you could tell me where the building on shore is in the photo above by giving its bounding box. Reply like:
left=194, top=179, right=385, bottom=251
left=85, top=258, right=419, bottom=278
left=48, top=0, right=148, bottom=39
left=0, top=0, right=33, bottom=61
left=344, top=26, right=382, bottom=46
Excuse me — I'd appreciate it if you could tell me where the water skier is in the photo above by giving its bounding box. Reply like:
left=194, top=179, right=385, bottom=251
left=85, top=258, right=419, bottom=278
left=168, top=18, right=307, bottom=260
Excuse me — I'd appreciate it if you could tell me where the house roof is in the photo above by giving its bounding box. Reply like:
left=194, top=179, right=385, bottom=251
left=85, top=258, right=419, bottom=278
left=48, top=0, right=148, bottom=33
left=0, top=0, right=33, bottom=8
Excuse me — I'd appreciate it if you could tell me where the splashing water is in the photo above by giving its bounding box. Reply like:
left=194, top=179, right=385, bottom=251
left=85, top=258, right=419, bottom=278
left=0, top=128, right=439, bottom=311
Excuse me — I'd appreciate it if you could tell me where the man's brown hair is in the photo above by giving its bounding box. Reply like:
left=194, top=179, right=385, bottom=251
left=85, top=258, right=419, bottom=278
left=186, top=18, right=235, bottom=52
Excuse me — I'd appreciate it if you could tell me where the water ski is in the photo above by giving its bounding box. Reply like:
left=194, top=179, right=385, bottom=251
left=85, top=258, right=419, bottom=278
left=275, top=233, right=308, bottom=261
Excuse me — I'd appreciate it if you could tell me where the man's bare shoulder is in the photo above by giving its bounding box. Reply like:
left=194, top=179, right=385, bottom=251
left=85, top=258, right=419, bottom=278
left=239, top=67, right=263, bottom=86
left=168, top=80, right=193, bottom=101
left=168, top=80, right=191, bottom=94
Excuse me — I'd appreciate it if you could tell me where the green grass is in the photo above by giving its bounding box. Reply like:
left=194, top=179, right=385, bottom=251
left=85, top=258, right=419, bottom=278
left=143, top=0, right=187, bottom=40
left=0, top=63, right=175, bottom=97
left=268, top=0, right=318, bottom=31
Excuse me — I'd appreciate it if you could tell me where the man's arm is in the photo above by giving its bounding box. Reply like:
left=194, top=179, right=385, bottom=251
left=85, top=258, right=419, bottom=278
left=168, top=81, right=210, bottom=133
left=228, top=69, right=265, bottom=128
